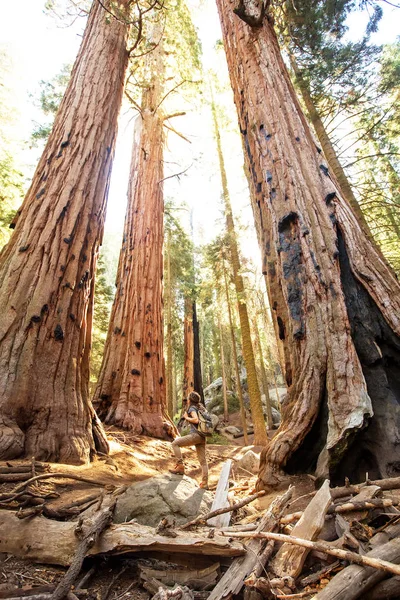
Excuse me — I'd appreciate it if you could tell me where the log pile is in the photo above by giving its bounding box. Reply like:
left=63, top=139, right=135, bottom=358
left=2, top=462, right=400, bottom=599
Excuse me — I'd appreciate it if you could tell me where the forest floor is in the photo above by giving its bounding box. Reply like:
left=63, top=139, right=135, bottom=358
left=0, top=420, right=317, bottom=600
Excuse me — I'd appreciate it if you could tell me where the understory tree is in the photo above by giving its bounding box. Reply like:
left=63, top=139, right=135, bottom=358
left=211, top=92, right=267, bottom=444
left=0, top=0, right=133, bottom=463
left=216, top=0, right=400, bottom=488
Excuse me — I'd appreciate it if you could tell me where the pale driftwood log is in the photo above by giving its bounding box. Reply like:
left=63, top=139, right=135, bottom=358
left=182, top=491, right=265, bottom=530
left=223, top=531, right=400, bottom=577
left=272, top=480, right=331, bottom=578
left=207, top=488, right=293, bottom=600
left=0, top=510, right=245, bottom=566
left=207, top=460, right=232, bottom=528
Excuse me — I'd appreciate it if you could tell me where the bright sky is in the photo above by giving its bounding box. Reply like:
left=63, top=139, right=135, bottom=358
left=1, top=0, right=399, bottom=276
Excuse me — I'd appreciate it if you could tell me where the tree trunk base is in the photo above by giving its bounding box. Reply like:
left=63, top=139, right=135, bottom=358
left=0, top=417, right=25, bottom=460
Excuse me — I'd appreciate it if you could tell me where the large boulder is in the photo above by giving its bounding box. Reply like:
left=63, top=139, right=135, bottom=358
left=237, top=450, right=260, bottom=474
left=114, top=474, right=213, bottom=527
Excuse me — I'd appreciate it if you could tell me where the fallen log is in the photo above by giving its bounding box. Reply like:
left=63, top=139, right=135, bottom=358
left=0, top=510, right=245, bottom=566
left=222, top=531, right=400, bottom=577
left=363, top=576, right=400, bottom=600
left=207, top=488, right=293, bottom=600
left=311, top=539, right=400, bottom=599
left=182, top=491, right=265, bottom=530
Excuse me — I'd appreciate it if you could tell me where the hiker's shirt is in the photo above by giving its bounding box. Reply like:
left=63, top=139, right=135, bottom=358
left=187, top=405, right=200, bottom=434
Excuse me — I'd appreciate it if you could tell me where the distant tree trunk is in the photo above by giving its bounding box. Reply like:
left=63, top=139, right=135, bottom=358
left=218, top=316, right=229, bottom=422
left=182, top=297, right=195, bottom=404
left=211, top=93, right=267, bottom=445
left=193, top=301, right=204, bottom=401
left=0, top=0, right=130, bottom=463
left=252, top=311, right=273, bottom=429
left=166, top=232, right=174, bottom=418
left=289, top=54, right=373, bottom=238
left=223, top=264, right=248, bottom=443
left=216, top=0, right=400, bottom=488
left=93, top=37, right=174, bottom=439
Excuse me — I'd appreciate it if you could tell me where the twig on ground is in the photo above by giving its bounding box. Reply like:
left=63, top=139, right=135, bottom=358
left=181, top=491, right=266, bottom=530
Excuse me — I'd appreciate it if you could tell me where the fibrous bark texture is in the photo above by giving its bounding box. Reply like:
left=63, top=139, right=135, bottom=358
left=0, top=0, right=130, bottom=463
left=93, top=46, right=174, bottom=439
left=193, top=302, right=204, bottom=402
left=215, top=0, right=400, bottom=488
left=182, top=297, right=195, bottom=403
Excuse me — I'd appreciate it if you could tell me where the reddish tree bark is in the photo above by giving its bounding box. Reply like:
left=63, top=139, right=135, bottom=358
left=182, top=297, right=195, bottom=404
left=0, top=0, right=131, bottom=463
left=93, top=41, right=174, bottom=439
left=216, top=0, right=400, bottom=488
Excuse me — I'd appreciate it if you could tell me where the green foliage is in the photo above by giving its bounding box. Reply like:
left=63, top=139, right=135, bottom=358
left=30, top=64, right=71, bottom=147
left=90, top=253, right=115, bottom=391
left=0, top=47, right=25, bottom=248
left=207, top=431, right=230, bottom=445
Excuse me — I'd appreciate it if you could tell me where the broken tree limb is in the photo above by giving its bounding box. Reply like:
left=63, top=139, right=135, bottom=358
left=281, top=497, right=400, bottom=524
left=207, top=487, right=293, bottom=600
left=221, top=531, right=400, bottom=577
left=0, top=510, right=245, bottom=566
left=181, top=491, right=265, bottom=530
left=331, top=476, right=400, bottom=500
left=272, top=480, right=332, bottom=578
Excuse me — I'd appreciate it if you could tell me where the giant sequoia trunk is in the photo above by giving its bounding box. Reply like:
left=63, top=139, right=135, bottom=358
left=182, top=297, right=195, bottom=404
left=289, top=54, right=372, bottom=238
left=216, top=0, right=400, bottom=488
left=0, top=0, right=130, bottom=463
left=93, top=49, right=174, bottom=439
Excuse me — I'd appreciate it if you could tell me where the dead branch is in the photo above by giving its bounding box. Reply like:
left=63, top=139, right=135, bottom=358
left=331, top=476, right=400, bottom=499
left=221, top=531, right=400, bottom=576
left=0, top=472, right=112, bottom=502
left=181, top=490, right=265, bottom=530
left=50, top=498, right=117, bottom=600
left=281, top=497, right=400, bottom=524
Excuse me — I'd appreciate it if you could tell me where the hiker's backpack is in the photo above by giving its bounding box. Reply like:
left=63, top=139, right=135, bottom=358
left=197, top=404, right=213, bottom=436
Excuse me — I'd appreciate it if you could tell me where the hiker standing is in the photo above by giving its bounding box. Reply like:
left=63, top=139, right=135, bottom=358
left=170, top=391, right=209, bottom=489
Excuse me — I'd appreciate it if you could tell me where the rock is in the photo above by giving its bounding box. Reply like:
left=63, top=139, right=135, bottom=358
left=271, top=407, right=281, bottom=426
left=210, top=414, right=219, bottom=431
left=237, top=450, right=260, bottom=474
left=222, top=426, right=241, bottom=436
left=114, top=474, right=213, bottom=527
left=268, top=387, right=287, bottom=409
left=204, top=378, right=223, bottom=405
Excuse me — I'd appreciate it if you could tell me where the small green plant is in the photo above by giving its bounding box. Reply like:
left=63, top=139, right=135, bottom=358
left=207, top=432, right=230, bottom=445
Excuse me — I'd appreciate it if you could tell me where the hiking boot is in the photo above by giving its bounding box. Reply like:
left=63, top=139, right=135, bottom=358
left=169, top=462, right=185, bottom=475
left=199, top=481, right=209, bottom=490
